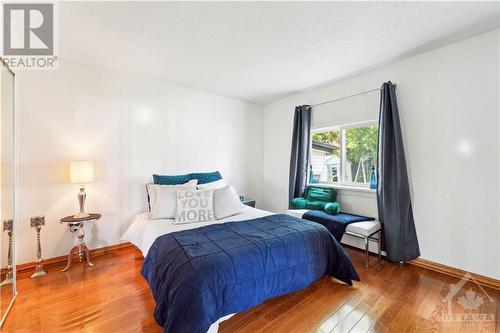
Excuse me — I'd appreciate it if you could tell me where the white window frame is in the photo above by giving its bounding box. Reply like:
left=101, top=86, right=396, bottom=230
left=310, top=119, right=378, bottom=189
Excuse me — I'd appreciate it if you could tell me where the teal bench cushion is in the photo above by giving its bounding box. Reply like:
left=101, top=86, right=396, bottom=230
left=306, top=187, right=336, bottom=202
left=306, top=200, right=328, bottom=211
left=324, top=202, right=340, bottom=215
left=291, top=197, right=307, bottom=209
left=291, top=186, right=340, bottom=215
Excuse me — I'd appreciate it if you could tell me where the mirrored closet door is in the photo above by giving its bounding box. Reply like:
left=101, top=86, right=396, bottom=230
left=0, top=58, right=16, bottom=326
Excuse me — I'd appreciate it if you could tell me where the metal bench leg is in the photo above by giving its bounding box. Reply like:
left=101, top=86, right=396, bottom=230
left=377, top=231, right=381, bottom=263
left=364, top=236, right=369, bottom=268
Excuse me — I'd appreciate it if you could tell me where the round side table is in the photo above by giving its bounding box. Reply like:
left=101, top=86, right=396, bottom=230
left=60, top=213, right=101, bottom=272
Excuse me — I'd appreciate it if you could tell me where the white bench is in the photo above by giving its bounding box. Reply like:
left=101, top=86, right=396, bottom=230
left=286, top=209, right=382, bottom=268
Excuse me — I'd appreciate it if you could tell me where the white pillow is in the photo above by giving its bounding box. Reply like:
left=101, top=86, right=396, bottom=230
left=197, top=179, right=227, bottom=190
left=148, top=180, right=198, bottom=219
left=213, top=185, right=245, bottom=219
left=175, top=189, right=215, bottom=224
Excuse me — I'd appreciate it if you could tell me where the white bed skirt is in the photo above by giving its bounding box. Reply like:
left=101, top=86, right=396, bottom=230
left=208, top=314, right=234, bottom=333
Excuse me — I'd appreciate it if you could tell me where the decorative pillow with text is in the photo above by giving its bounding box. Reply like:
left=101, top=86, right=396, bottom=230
left=175, top=189, right=215, bottom=224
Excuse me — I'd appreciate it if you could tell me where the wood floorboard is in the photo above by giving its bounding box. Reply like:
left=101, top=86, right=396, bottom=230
left=331, top=291, right=382, bottom=333
left=2, top=247, right=498, bottom=333
left=255, top=283, right=355, bottom=333
left=365, top=273, right=424, bottom=333
left=316, top=292, right=366, bottom=333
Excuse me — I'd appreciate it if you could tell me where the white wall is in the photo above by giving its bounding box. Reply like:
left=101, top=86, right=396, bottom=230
left=17, top=59, right=263, bottom=264
left=262, top=30, right=499, bottom=279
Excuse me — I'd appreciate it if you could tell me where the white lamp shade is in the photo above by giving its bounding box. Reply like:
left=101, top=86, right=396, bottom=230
left=70, top=161, right=94, bottom=184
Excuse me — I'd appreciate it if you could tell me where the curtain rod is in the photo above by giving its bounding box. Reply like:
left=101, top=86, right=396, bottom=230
left=311, top=84, right=397, bottom=108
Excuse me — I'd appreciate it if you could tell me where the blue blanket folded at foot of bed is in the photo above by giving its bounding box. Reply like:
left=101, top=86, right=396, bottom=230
left=141, top=213, right=359, bottom=333
left=303, top=210, right=375, bottom=241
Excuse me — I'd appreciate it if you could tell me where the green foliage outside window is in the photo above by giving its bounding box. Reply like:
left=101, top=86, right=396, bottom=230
left=345, top=125, right=378, bottom=183
left=312, top=124, right=378, bottom=184
left=312, top=131, right=340, bottom=157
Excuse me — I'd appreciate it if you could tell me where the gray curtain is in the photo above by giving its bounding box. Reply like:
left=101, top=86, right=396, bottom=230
left=377, top=82, right=420, bottom=262
left=289, top=105, right=311, bottom=207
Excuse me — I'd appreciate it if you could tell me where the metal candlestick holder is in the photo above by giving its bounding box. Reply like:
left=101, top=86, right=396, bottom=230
left=30, top=216, right=47, bottom=278
left=0, top=219, right=14, bottom=286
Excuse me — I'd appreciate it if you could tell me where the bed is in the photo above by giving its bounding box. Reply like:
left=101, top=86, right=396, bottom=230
left=122, top=205, right=359, bottom=333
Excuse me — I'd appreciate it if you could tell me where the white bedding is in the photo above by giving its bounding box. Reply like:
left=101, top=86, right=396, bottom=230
left=121, top=205, right=273, bottom=257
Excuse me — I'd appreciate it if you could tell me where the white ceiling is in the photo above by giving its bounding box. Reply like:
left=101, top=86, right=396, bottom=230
left=60, top=2, right=499, bottom=104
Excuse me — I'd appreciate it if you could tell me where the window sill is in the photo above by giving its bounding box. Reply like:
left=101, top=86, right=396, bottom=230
left=308, top=183, right=376, bottom=194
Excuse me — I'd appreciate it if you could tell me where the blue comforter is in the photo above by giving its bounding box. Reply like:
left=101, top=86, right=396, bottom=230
left=303, top=211, right=375, bottom=242
left=141, top=213, right=359, bottom=333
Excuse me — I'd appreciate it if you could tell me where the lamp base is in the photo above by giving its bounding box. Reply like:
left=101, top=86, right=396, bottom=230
left=0, top=272, right=13, bottom=286
left=31, top=264, right=47, bottom=279
left=73, top=212, right=90, bottom=219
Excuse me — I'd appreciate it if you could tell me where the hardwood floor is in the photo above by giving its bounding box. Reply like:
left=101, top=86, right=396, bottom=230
left=0, top=282, right=13, bottom=322
left=2, top=246, right=498, bottom=333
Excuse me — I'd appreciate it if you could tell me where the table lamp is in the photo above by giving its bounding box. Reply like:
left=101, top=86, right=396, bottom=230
left=70, top=160, right=93, bottom=218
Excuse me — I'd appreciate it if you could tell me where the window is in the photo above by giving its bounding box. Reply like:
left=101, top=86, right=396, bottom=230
left=310, top=121, right=378, bottom=188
